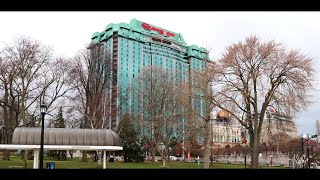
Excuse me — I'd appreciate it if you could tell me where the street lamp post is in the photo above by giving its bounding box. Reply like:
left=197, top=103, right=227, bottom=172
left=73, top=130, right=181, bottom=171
left=210, top=120, right=213, bottom=166
left=302, top=134, right=317, bottom=169
left=39, top=104, right=47, bottom=169
left=244, top=153, right=247, bottom=168
left=307, top=144, right=310, bottom=169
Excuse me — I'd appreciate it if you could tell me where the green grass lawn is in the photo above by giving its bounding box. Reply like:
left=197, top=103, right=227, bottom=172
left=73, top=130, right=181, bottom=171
left=0, top=156, right=287, bottom=169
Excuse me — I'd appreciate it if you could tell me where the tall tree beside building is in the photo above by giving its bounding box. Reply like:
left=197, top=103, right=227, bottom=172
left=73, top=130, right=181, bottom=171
left=69, top=44, right=113, bottom=129
left=211, top=35, right=315, bottom=168
left=69, top=44, right=113, bottom=161
left=179, top=62, right=217, bottom=169
left=133, top=67, right=186, bottom=166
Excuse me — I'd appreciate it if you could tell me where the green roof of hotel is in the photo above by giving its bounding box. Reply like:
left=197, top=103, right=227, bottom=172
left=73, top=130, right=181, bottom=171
left=90, top=18, right=209, bottom=60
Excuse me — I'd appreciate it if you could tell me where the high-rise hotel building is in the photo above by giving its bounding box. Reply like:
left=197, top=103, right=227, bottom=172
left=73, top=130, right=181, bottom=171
left=89, top=19, right=209, bottom=130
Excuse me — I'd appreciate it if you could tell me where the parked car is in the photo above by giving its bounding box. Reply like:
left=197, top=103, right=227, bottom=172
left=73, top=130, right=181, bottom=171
left=170, top=156, right=178, bottom=161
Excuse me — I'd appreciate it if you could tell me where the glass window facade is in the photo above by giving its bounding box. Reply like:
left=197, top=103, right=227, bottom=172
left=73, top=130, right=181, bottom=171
left=90, top=19, right=210, bottom=130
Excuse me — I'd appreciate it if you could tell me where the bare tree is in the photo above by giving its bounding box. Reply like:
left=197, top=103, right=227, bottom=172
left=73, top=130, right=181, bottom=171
left=179, top=62, right=216, bottom=169
left=134, top=67, right=186, bottom=166
left=68, top=43, right=115, bottom=161
left=69, top=44, right=114, bottom=130
left=2, top=36, right=53, bottom=128
left=0, top=49, right=20, bottom=160
left=211, top=35, right=315, bottom=168
left=39, top=58, right=76, bottom=117
left=0, top=36, right=75, bottom=163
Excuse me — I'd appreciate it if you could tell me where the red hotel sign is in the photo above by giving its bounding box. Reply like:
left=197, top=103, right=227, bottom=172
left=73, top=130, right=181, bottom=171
left=142, top=22, right=175, bottom=37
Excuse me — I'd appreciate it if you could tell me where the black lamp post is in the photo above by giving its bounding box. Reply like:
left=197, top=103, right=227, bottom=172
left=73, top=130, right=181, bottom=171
left=39, top=104, right=47, bottom=169
left=302, top=134, right=317, bottom=169
left=210, top=120, right=213, bottom=166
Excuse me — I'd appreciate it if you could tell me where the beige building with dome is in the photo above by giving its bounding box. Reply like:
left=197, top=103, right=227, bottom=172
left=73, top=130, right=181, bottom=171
left=209, top=110, right=297, bottom=149
left=210, top=118, right=245, bottom=148
left=209, top=110, right=247, bottom=148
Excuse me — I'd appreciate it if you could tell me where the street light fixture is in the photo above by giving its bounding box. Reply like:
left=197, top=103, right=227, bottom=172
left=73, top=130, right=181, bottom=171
left=39, top=103, right=47, bottom=169
left=301, top=133, right=317, bottom=169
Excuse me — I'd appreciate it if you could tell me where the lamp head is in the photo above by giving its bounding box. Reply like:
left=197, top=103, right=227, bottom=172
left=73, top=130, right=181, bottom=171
left=40, top=104, right=47, bottom=114
left=302, top=134, right=307, bottom=139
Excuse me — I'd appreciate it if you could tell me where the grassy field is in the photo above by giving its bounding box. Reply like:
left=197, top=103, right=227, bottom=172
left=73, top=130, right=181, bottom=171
left=0, top=156, right=286, bottom=169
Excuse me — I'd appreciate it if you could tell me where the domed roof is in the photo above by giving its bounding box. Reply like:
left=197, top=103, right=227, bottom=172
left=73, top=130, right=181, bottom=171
left=216, top=110, right=230, bottom=120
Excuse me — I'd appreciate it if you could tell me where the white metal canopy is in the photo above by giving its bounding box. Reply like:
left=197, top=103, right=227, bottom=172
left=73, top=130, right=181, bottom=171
left=0, top=127, right=123, bottom=169
left=0, top=144, right=123, bottom=151
left=12, top=128, right=122, bottom=146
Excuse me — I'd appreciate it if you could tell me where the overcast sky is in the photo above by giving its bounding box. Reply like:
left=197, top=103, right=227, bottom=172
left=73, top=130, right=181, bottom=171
left=1, top=11, right=319, bottom=135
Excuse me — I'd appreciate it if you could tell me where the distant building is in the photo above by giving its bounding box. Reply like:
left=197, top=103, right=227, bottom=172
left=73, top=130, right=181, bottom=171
left=210, top=117, right=245, bottom=148
left=209, top=110, right=297, bottom=148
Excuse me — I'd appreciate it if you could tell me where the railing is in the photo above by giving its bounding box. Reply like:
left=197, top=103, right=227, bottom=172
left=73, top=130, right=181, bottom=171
left=215, top=155, right=289, bottom=167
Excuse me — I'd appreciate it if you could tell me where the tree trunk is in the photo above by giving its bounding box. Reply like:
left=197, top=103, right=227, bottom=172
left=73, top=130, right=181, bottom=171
left=68, top=150, right=73, bottom=158
left=82, top=102, right=89, bottom=162
left=167, top=149, right=170, bottom=163
left=203, top=122, right=210, bottom=169
left=82, top=151, right=88, bottom=162
left=56, top=151, right=60, bottom=160
left=161, top=148, right=168, bottom=167
left=21, top=93, right=29, bottom=163
left=151, top=146, right=156, bottom=162
left=162, top=157, right=167, bottom=167
left=250, top=131, right=261, bottom=168
left=2, top=87, right=11, bottom=161
left=2, top=150, right=10, bottom=160
left=2, top=128, right=13, bottom=160
left=251, top=142, right=260, bottom=168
